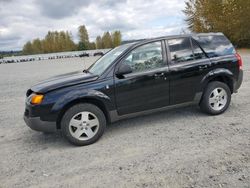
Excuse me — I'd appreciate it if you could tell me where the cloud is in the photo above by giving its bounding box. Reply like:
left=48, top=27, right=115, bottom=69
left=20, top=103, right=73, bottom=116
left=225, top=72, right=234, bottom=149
left=0, top=0, right=187, bottom=51
left=36, top=0, right=127, bottom=19
left=37, top=0, right=90, bottom=19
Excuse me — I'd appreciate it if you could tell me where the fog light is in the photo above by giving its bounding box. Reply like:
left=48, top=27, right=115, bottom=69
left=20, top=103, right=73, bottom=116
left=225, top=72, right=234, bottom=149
left=31, top=94, right=44, bottom=105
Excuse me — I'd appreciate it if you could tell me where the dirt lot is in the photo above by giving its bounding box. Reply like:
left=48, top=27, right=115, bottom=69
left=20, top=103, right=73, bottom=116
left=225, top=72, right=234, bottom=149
left=0, top=54, right=249, bottom=188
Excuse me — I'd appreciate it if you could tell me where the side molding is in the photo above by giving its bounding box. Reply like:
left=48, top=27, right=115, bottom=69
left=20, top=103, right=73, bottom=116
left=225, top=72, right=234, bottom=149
left=109, top=101, right=197, bottom=123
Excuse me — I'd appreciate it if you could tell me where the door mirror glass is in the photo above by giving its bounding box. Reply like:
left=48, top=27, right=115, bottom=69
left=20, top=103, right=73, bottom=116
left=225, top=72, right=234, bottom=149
left=116, top=63, right=133, bottom=76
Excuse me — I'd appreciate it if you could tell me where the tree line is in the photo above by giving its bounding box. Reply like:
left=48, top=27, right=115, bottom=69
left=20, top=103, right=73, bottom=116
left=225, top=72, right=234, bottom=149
left=22, top=25, right=122, bottom=55
left=183, top=0, right=250, bottom=47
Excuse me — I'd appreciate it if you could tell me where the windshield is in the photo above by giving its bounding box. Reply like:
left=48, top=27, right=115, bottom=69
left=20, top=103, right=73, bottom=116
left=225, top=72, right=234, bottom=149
left=88, top=43, right=132, bottom=75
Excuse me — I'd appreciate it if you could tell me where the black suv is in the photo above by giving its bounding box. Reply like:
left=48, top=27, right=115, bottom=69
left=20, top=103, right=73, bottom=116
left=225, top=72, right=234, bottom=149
left=24, top=33, right=243, bottom=146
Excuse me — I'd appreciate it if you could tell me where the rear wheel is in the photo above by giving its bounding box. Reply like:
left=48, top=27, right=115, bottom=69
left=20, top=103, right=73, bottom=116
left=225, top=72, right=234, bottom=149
left=61, top=103, right=106, bottom=146
left=200, top=81, right=231, bottom=115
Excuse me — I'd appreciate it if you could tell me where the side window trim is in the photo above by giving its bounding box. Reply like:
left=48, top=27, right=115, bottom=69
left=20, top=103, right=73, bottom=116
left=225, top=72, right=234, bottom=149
left=161, top=40, right=169, bottom=68
left=164, top=39, right=172, bottom=66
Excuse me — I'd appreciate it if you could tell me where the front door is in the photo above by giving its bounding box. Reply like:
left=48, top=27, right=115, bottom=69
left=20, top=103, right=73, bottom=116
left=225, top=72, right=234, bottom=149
left=114, top=41, right=170, bottom=115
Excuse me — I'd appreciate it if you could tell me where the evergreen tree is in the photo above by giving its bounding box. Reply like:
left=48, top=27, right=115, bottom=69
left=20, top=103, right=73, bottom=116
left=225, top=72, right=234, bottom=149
left=78, top=42, right=87, bottom=51
left=65, top=31, right=76, bottom=51
left=78, top=25, right=89, bottom=49
left=88, top=42, right=96, bottom=50
left=112, top=31, right=122, bottom=47
left=95, top=36, right=103, bottom=49
left=102, top=32, right=113, bottom=48
left=21, top=26, right=123, bottom=54
left=32, top=38, right=42, bottom=54
left=43, top=31, right=53, bottom=53
left=22, top=41, right=33, bottom=55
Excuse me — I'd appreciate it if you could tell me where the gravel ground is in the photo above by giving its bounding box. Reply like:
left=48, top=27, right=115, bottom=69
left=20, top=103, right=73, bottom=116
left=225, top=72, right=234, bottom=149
left=0, top=54, right=249, bottom=188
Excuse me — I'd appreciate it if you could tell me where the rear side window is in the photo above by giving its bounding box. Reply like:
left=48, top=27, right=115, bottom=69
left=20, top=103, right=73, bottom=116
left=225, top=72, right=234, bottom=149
left=193, top=35, right=235, bottom=58
left=191, top=39, right=207, bottom=60
left=167, top=38, right=194, bottom=63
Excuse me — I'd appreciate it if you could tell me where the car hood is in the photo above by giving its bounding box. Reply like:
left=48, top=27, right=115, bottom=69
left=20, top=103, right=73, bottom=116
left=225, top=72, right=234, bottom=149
left=30, top=71, right=98, bottom=93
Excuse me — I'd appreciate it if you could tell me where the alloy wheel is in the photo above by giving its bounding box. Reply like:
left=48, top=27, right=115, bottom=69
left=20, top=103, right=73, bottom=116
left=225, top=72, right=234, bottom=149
left=208, top=87, right=228, bottom=111
left=69, top=111, right=99, bottom=141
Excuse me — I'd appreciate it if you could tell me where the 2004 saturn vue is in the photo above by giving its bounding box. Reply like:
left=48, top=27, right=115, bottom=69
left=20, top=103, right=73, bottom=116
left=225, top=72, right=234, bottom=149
left=24, top=33, right=243, bottom=146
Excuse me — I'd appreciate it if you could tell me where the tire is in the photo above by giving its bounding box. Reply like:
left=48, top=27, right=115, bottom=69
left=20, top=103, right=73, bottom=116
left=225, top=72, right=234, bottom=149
left=200, top=81, right=231, bottom=115
left=61, top=103, right=106, bottom=146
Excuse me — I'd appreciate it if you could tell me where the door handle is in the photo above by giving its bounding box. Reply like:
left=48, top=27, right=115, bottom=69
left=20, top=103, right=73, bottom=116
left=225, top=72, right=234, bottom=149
left=154, top=72, right=165, bottom=78
left=199, top=65, right=208, bottom=70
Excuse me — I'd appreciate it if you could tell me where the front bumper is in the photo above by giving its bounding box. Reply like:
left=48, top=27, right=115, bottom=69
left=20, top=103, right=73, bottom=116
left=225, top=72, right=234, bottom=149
left=24, top=115, right=57, bottom=133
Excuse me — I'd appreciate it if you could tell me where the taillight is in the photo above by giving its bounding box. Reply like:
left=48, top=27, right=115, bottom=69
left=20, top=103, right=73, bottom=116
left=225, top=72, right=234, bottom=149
left=236, top=53, right=243, bottom=70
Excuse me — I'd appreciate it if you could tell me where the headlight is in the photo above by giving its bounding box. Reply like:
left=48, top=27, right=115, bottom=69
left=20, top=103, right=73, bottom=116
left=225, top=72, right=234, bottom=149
left=30, top=94, right=44, bottom=105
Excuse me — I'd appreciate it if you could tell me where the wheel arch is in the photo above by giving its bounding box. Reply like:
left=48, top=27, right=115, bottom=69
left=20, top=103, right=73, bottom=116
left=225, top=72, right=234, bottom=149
left=56, top=97, right=111, bottom=129
left=206, top=75, right=234, bottom=93
left=202, top=69, right=234, bottom=94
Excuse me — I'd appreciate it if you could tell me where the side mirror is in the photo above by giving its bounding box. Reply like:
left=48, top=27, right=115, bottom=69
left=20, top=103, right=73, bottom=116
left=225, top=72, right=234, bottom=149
left=116, top=63, right=133, bottom=77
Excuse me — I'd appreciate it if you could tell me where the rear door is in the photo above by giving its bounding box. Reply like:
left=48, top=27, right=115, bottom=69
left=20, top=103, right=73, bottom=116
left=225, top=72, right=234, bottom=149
left=166, top=37, right=211, bottom=105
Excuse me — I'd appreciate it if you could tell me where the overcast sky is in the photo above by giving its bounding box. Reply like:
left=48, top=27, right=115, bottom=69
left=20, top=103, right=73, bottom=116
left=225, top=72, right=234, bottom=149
left=0, top=0, right=187, bottom=51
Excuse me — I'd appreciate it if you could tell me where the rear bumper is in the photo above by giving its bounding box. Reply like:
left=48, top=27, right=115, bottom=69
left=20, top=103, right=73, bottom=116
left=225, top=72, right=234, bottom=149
left=234, top=69, right=243, bottom=92
left=24, top=115, right=56, bottom=133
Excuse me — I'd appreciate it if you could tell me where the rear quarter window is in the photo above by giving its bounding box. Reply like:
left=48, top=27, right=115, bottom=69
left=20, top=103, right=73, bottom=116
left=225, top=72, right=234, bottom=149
left=193, top=35, right=236, bottom=58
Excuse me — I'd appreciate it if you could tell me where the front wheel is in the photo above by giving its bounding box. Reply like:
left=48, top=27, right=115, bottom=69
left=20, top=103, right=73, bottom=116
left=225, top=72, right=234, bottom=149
left=200, top=81, right=231, bottom=115
left=61, top=103, right=106, bottom=146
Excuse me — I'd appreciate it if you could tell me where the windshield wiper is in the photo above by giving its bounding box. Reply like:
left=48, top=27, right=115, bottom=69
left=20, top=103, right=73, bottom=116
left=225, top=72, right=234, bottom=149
left=83, top=69, right=91, bottom=73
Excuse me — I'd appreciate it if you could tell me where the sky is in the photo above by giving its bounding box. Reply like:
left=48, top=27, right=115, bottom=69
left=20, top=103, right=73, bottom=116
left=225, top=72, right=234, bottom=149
left=0, top=0, right=187, bottom=51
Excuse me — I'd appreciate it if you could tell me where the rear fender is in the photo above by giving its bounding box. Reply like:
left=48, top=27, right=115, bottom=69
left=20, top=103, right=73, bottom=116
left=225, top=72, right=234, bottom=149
left=200, top=68, right=234, bottom=92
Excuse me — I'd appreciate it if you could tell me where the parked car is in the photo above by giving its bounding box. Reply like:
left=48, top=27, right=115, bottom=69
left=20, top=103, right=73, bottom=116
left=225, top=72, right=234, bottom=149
left=24, top=33, right=243, bottom=146
left=79, top=52, right=90, bottom=57
left=7, top=60, right=15, bottom=63
left=93, top=51, right=104, bottom=56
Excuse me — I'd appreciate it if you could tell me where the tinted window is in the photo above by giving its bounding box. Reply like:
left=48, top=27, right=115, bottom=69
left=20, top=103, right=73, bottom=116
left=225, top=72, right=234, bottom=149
left=191, top=39, right=207, bottom=60
left=168, top=38, right=194, bottom=63
left=193, top=35, right=235, bottom=58
left=122, top=42, right=164, bottom=73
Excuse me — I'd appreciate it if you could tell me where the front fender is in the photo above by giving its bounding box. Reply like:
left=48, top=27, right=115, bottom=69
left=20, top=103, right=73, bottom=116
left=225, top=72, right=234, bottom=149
left=51, top=88, right=111, bottom=113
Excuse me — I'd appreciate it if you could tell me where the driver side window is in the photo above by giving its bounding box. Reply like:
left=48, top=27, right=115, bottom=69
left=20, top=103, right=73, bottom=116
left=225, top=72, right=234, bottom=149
left=122, top=41, right=164, bottom=73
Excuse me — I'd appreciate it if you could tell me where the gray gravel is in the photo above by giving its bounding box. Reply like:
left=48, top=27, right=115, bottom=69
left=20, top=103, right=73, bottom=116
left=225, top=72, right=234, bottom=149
left=0, top=54, right=249, bottom=188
